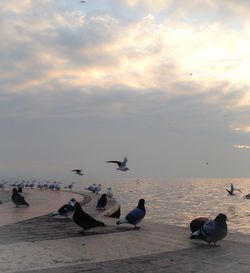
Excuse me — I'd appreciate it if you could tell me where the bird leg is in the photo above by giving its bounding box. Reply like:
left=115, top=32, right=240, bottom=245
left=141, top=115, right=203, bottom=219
left=134, top=225, right=141, bottom=230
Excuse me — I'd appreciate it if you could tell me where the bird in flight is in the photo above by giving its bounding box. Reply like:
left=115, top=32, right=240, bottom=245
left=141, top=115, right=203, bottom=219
left=72, top=169, right=84, bottom=176
left=106, top=157, right=130, bottom=171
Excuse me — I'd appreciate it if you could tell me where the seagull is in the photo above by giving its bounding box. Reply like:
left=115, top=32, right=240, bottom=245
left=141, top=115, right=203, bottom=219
left=226, top=183, right=242, bottom=195
left=116, top=199, right=145, bottom=229
left=190, top=213, right=228, bottom=246
left=106, top=157, right=129, bottom=171
left=73, top=202, right=105, bottom=232
left=72, top=169, right=84, bottom=176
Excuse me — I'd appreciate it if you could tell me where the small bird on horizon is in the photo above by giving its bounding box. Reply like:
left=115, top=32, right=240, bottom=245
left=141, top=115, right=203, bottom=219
left=72, top=169, right=84, bottom=176
left=116, top=199, right=145, bottom=229
left=73, top=202, right=105, bottom=232
left=106, top=157, right=129, bottom=171
left=190, top=213, right=228, bottom=246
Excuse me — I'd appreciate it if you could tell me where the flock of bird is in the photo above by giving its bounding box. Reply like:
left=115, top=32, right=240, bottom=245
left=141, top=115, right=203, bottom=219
left=2, top=157, right=249, bottom=246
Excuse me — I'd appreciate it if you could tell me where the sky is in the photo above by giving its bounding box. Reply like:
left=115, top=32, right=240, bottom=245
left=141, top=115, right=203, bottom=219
left=1, top=0, right=250, bottom=182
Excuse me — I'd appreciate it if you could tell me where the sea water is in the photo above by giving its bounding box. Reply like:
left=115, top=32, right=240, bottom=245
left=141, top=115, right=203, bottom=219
left=106, top=178, right=250, bottom=234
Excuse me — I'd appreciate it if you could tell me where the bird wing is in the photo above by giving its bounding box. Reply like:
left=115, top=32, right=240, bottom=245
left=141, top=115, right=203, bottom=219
left=106, top=161, right=122, bottom=167
left=201, top=220, right=216, bottom=236
left=126, top=208, right=145, bottom=224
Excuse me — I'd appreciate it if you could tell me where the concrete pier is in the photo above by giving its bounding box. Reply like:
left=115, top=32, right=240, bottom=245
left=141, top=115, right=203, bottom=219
left=0, top=189, right=250, bottom=273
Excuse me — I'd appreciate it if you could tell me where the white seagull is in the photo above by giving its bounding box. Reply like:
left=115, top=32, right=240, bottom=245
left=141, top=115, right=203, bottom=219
left=106, top=157, right=129, bottom=171
left=72, top=169, right=84, bottom=176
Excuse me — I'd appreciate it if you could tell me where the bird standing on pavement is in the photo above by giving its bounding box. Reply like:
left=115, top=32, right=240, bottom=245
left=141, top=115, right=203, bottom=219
left=96, top=194, right=107, bottom=210
left=190, top=213, right=228, bottom=245
left=116, top=199, right=145, bottom=228
left=73, top=202, right=105, bottom=232
left=54, top=198, right=76, bottom=217
left=11, top=188, right=29, bottom=207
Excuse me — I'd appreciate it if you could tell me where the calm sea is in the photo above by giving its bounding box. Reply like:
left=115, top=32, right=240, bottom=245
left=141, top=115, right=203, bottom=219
left=2, top=178, right=250, bottom=234
left=103, top=178, right=250, bottom=234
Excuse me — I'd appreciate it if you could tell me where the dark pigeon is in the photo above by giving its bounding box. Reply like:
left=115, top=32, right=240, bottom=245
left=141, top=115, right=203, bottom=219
left=73, top=202, right=105, bottom=232
left=96, top=194, right=107, bottom=210
left=54, top=198, right=76, bottom=217
left=11, top=188, right=29, bottom=207
left=190, top=213, right=228, bottom=245
left=116, top=199, right=145, bottom=228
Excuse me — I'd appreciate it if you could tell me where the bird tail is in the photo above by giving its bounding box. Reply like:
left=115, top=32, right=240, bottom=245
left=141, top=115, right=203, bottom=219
left=116, top=218, right=128, bottom=225
left=190, top=230, right=201, bottom=239
left=95, top=220, right=105, bottom=227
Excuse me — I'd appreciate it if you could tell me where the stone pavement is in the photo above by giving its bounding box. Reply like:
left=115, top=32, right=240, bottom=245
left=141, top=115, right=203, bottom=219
left=1, top=189, right=250, bottom=273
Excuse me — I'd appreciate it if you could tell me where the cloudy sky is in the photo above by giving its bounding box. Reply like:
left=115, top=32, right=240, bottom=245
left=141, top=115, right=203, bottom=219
left=1, top=0, right=250, bottom=182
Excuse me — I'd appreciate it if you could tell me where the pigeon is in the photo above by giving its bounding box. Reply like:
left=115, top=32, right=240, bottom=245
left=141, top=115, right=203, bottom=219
left=54, top=198, right=76, bottom=217
left=190, top=213, right=228, bottom=245
left=116, top=199, right=145, bottom=228
left=96, top=194, right=107, bottom=210
left=106, top=157, right=129, bottom=171
left=17, top=187, right=25, bottom=198
left=226, top=183, right=242, bottom=195
left=72, top=169, right=84, bottom=176
left=73, top=202, right=105, bottom=232
left=11, top=188, right=29, bottom=207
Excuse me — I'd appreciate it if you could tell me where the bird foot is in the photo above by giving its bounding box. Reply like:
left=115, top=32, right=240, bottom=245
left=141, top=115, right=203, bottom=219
left=134, top=226, right=141, bottom=230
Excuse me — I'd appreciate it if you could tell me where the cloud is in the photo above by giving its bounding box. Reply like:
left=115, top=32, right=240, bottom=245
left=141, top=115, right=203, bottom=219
left=234, top=145, right=250, bottom=149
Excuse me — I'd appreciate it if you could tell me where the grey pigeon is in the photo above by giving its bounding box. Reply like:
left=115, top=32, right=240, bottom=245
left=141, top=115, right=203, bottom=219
left=190, top=213, right=228, bottom=245
left=11, top=188, right=29, bottom=207
left=73, top=202, right=105, bottom=232
left=116, top=199, right=145, bottom=229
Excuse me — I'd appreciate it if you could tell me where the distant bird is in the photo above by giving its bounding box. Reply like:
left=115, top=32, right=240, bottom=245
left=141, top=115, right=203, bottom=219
left=106, top=187, right=113, bottom=198
left=72, top=169, right=84, bottom=176
left=11, top=188, right=29, bottom=207
left=116, top=199, right=145, bottom=228
left=73, top=202, right=105, bottom=232
left=17, top=187, right=25, bottom=198
left=106, top=157, right=129, bottom=171
left=190, top=213, right=228, bottom=245
left=64, top=182, right=75, bottom=191
left=226, top=183, right=242, bottom=195
left=80, top=0, right=85, bottom=2
left=244, top=193, right=250, bottom=199
left=54, top=198, right=76, bottom=217
left=96, top=194, right=107, bottom=210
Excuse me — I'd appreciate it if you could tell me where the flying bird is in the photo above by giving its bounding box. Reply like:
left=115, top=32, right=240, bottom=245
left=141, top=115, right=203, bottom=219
left=116, top=199, right=145, bottom=229
left=72, top=169, right=84, bottom=176
left=96, top=194, right=107, bottom=210
left=53, top=198, right=76, bottom=217
left=11, top=188, right=29, bottom=207
left=106, top=157, right=129, bottom=171
left=225, top=183, right=242, bottom=195
left=73, top=202, right=105, bottom=232
left=190, top=213, right=228, bottom=246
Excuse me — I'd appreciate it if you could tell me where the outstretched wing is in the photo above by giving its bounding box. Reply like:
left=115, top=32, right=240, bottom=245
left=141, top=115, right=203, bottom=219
left=122, top=157, right=128, bottom=166
left=106, top=161, right=122, bottom=167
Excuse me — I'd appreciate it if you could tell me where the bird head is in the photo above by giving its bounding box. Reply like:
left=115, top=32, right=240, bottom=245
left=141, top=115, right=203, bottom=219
left=137, top=199, right=145, bottom=209
left=215, top=213, right=228, bottom=223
